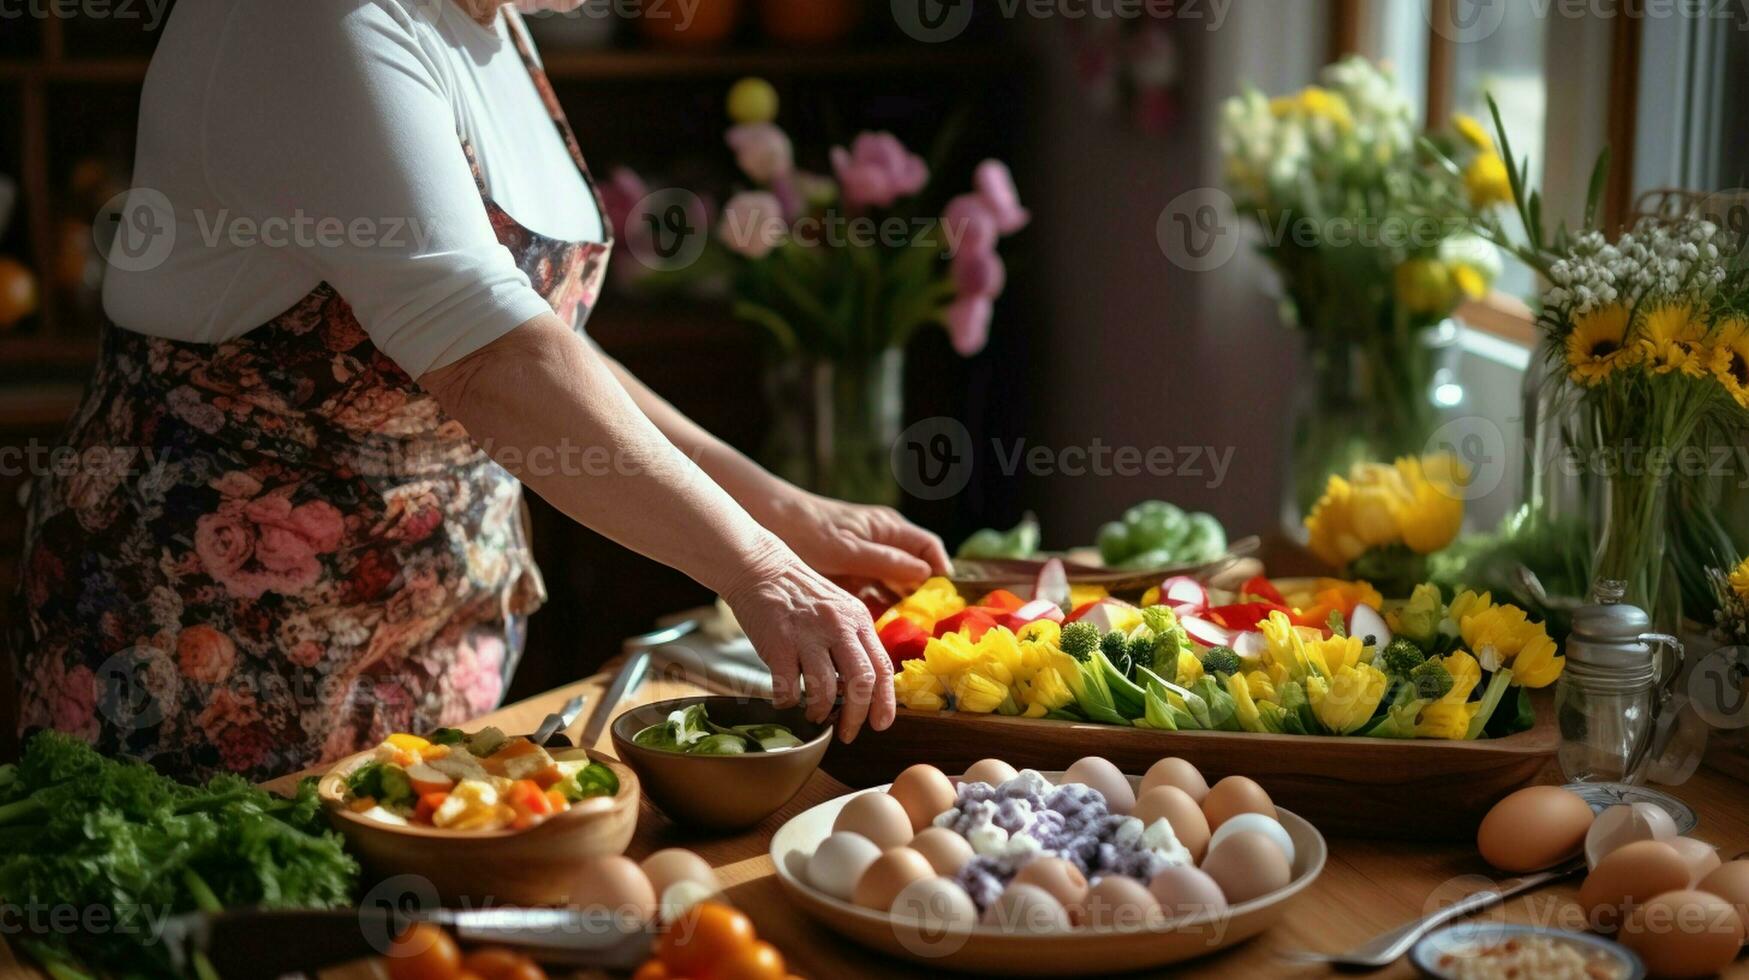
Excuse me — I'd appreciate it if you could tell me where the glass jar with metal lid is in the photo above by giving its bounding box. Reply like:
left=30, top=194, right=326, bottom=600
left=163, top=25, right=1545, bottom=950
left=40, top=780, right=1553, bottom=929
left=1555, top=582, right=1685, bottom=783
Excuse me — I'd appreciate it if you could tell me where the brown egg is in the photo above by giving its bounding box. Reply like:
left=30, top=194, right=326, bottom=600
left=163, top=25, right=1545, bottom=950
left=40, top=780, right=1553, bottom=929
left=1201, top=775, right=1274, bottom=832
left=851, top=847, right=936, bottom=912
left=963, top=758, right=1019, bottom=786
left=1079, top=875, right=1159, bottom=930
left=1148, top=865, right=1228, bottom=923
left=1013, top=857, right=1089, bottom=920
left=1201, top=831, right=1291, bottom=905
left=1621, top=889, right=1745, bottom=978
left=1667, top=837, right=1722, bottom=886
left=834, top=792, right=914, bottom=850
left=1697, top=861, right=1749, bottom=939
left=1579, top=840, right=1692, bottom=933
left=908, top=826, right=975, bottom=876
left=1064, top=756, right=1136, bottom=814
left=565, top=855, right=657, bottom=926
left=1476, top=786, right=1593, bottom=873
left=1133, top=785, right=1212, bottom=862
left=1140, top=757, right=1209, bottom=803
left=888, top=764, right=958, bottom=832
left=640, top=848, right=719, bottom=899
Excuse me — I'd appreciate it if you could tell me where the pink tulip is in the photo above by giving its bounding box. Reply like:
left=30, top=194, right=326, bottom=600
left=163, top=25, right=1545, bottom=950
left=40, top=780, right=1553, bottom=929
left=598, top=167, right=648, bottom=242
left=953, top=249, right=1006, bottom=299
left=718, top=191, right=787, bottom=259
left=944, top=295, right=993, bottom=356
left=973, top=160, right=1030, bottom=235
left=941, top=195, right=999, bottom=257
left=726, top=123, right=794, bottom=185
left=830, top=132, right=929, bottom=210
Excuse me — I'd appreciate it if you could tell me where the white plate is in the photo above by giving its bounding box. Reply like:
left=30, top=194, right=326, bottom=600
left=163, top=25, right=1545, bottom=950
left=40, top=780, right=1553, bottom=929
left=769, top=773, right=1326, bottom=975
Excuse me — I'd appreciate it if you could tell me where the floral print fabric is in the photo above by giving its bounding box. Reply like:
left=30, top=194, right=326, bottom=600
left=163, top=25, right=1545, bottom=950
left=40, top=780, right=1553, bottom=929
left=13, top=18, right=611, bottom=780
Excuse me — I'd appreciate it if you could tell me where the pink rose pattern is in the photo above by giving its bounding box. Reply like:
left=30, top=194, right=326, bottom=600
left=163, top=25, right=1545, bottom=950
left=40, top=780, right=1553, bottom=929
left=13, top=25, right=612, bottom=782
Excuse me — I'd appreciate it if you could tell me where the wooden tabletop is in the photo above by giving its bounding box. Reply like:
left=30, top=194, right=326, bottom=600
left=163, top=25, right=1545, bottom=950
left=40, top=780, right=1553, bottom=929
left=258, top=665, right=1749, bottom=980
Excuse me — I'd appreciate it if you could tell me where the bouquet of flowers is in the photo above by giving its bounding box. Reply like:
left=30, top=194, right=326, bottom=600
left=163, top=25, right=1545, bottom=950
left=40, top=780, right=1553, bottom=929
left=1220, top=57, right=1504, bottom=519
left=1469, top=99, right=1749, bottom=628
left=1303, top=453, right=1468, bottom=596
left=1711, top=557, right=1749, bottom=646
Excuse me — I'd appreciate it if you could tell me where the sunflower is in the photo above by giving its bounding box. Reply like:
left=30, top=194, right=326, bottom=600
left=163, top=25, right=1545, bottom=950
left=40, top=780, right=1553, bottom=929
left=1639, top=301, right=1709, bottom=377
left=1708, top=316, right=1749, bottom=408
left=1452, top=113, right=1494, bottom=152
left=1565, top=303, right=1637, bottom=385
left=1464, top=153, right=1512, bottom=208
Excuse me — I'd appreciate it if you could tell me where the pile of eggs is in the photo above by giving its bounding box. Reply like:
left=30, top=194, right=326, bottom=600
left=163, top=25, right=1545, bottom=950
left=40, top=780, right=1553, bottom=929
left=563, top=848, right=723, bottom=925
left=804, top=756, right=1298, bottom=933
left=1478, top=786, right=1749, bottom=979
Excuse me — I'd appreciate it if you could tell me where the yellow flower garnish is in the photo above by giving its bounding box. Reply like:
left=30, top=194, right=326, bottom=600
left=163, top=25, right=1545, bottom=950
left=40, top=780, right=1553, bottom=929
left=1271, top=86, right=1354, bottom=130
left=1639, top=302, right=1710, bottom=377
left=1452, top=113, right=1494, bottom=152
left=1565, top=304, right=1638, bottom=385
left=1451, top=589, right=1565, bottom=687
left=1305, top=454, right=1466, bottom=568
left=1464, top=152, right=1512, bottom=208
left=1709, top=317, right=1749, bottom=409
left=1416, top=649, right=1482, bottom=738
left=875, top=576, right=964, bottom=632
left=1732, top=557, right=1749, bottom=603
left=1307, top=662, right=1388, bottom=734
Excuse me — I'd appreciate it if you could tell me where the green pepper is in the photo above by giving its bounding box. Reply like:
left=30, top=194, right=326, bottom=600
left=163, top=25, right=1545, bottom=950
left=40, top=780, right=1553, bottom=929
left=956, top=514, right=1042, bottom=560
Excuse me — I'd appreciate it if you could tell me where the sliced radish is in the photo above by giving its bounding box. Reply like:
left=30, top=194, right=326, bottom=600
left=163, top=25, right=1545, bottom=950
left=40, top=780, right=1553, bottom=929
left=1159, top=576, right=1209, bottom=612
left=1009, top=598, right=1066, bottom=624
left=1033, top=558, right=1071, bottom=612
left=1232, top=630, right=1269, bottom=666
left=1079, top=598, right=1140, bottom=635
left=1179, top=615, right=1235, bottom=650
left=1349, top=604, right=1391, bottom=648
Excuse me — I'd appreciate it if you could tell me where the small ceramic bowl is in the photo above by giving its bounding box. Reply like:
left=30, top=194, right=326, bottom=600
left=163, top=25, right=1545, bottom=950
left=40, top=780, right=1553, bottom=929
left=611, top=696, right=831, bottom=832
left=1410, top=923, right=1645, bottom=980
left=319, top=746, right=639, bottom=906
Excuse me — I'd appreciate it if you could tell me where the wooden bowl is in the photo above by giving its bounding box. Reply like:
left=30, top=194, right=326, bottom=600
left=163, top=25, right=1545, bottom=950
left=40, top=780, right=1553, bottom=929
left=318, top=747, right=639, bottom=906
left=610, top=696, right=831, bottom=833
left=770, top=774, right=1327, bottom=975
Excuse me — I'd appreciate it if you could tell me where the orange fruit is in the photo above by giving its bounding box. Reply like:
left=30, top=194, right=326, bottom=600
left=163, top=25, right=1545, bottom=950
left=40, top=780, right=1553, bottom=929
left=656, top=902, right=756, bottom=974
left=384, top=923, right=461, bottom=980
left=0, top=257, right=38, bottom=330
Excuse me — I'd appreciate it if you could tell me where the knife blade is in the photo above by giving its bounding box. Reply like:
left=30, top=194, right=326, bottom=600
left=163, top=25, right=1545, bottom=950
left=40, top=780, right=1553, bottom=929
left=160, top=906, right=656, bottom=977
left=579, top=647, right=651, bottom=750
left=530, top=692, right=587, bottom=747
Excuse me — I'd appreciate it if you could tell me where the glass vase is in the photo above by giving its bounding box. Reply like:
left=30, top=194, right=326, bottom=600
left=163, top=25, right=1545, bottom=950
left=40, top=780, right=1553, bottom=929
left=1589, top=473, right=1684, bottom=635
left=763, top=350, right=904, bottom=507
left=1282, top=320, right=1460, bottom=535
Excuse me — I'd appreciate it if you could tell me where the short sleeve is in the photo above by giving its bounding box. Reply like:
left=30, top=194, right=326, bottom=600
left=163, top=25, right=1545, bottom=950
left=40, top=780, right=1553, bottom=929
left=201, top=0, right=553, bottom=376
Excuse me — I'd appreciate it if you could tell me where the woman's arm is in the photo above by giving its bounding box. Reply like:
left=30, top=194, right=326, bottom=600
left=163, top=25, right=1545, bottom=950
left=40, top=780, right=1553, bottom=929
left=591, top=343, right=951, bottom=583
left=421, top=315, right=894, bottom=740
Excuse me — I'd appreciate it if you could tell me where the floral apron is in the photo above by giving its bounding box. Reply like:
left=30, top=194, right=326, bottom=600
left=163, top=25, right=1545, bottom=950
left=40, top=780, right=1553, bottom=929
left=13, top=11, right=611, bottom=781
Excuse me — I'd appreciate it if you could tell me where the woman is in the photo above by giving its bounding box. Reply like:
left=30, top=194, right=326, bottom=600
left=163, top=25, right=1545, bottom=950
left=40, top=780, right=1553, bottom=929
left=14, top=0, right=947, bottom=780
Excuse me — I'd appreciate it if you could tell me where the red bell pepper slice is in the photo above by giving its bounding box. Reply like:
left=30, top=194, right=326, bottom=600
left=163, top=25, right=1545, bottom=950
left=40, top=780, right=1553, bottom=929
left=1064, top=600, right=1103, bottom=623
left=933, top=608, right=999, bottom=641
left=1205, top=600, right=1289, bottom=632
left=879, top=617, right=931, bottom=665
left=1239, top=575, right=1288, bottom=606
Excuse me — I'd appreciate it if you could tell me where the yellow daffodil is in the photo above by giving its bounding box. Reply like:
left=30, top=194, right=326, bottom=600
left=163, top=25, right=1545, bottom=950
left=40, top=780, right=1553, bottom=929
left=952, top=671, right=1011, bottom=714
left=923, top=631, right=979, bottom=680
left=1225, top=672, right=1269, bottom=733
left=1306, top=454, right=1466, bottom=568
left=1306, top=629, right=1364, bottom=676
left=1258, top=611, right=1309, bottom=686
left=1464, top=152, right=1512, bottom=207
left=1452, top=113, right=1494, bottom=152
left=1394, top=455, right=1466, bottom=554
left=1307, top=662, right=1388, bottom=734
left=894, top=661, right=948, bottom=711
left=875, top=577, right=964, bottom=632
left=1566, top=304, right=1638, bottom=385
left=1271, top=86, right=1353, bottom=129
left=1416, top=649, right=1482, bottom=738
left=1732, top=557, right=1749, bottom=603
left=1639, top=302, right=1710, bottom=377
left=1173, top=649, right=1205, bottom=688
left=1395, top=258, right=1457, bottom=317
left=1450, top=589, right=1565, bottom=687
left=1708, top=317, right=1749, bottom=409
left=1512, top=633, right=1566, bottom=689
left=1244, top=669, right=1276, bottom=703
left=1017, top=619, right=1061, bottom=646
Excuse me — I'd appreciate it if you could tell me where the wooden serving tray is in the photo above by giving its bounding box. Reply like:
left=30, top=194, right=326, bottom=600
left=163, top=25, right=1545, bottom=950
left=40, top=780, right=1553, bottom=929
left=822, top=696, right=1560, bottom=842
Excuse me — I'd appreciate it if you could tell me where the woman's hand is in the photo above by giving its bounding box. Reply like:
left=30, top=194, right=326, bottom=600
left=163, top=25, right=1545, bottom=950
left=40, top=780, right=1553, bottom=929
left=762, top=489, right=951, bottom=586
left=722, top=542, right=894, bottom=742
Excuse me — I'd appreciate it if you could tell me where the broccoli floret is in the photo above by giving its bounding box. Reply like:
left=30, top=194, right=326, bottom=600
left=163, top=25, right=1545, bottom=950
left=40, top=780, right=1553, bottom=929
left=1200, top=646, right=1242, bottom=677
left=1379, top=637, right=1428, bottom=676
left=1100, top=631, right=1129, bottom=662
left=1059, top=621, right=1100, bottom=661
left=1410, top=660, right=1454, bottom=701
left=1128, top=635, right=1158, bottom=668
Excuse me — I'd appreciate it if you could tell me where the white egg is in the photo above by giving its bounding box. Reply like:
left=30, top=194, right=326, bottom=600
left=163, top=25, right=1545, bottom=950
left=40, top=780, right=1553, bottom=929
left=807, top=831, right=883, bottom=901
left=891, top=876, right=978, bottom=931
left=1585, top=802, right=1677, bottom=869
left=1206, top=812, right=1295, bottom=866
left=983, top=882, right=1070, bottom=933
left=658, top=880, right=715, bottom=922
left=1063, top=756, right=1136, bottom=815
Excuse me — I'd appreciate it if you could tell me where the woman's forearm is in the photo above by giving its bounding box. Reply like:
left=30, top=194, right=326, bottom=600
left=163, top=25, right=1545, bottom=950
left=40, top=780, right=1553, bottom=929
left=591, top=341, right=791, bottom=524
left=421, top=315, right=785, bottom=597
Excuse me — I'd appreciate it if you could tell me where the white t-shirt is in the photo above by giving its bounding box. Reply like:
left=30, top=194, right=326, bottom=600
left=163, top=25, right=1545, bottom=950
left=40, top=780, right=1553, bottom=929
left=102, top=0, right=606, bottom=378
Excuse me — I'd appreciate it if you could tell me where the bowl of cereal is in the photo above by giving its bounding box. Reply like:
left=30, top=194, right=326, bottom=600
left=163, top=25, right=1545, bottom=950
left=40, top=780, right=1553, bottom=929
left=1410, top=923, right=1643, bottom=980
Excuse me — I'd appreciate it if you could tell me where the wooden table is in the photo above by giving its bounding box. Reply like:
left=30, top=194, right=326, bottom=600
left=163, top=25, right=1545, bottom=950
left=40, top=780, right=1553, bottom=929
left=259, top=666, right=1749, bottom=980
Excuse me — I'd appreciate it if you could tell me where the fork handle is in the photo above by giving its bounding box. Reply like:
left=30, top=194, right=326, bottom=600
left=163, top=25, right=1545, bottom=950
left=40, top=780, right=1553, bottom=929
left=1355, top=863, right=1581, bottom=964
